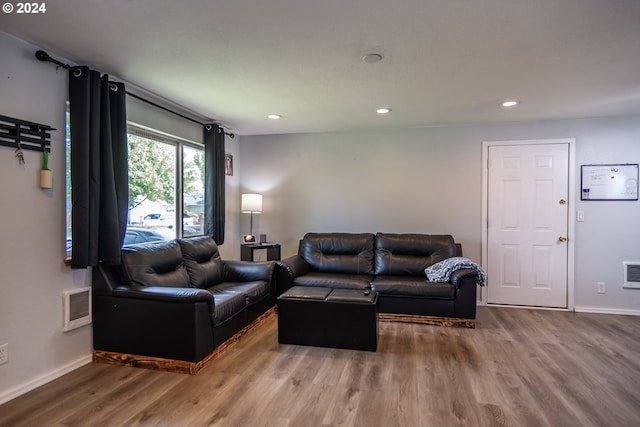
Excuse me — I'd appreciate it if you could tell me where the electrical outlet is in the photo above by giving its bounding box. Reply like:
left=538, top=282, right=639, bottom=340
left=0, top=343, right=7, bottom=365
left=597, top=282, right=606, bottom=294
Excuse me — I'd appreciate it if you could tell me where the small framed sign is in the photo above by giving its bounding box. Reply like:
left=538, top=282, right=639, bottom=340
left=225, top=153, right=234, bottom=176
left=581, top=164, right=638, bottom=201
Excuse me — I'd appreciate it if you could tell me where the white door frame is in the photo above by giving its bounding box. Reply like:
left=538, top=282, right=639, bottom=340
left=481, top=138, right=576, bottom=310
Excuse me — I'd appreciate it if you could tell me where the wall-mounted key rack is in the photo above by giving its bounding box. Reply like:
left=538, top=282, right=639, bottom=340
left=0, top=114, right=56, bottom=153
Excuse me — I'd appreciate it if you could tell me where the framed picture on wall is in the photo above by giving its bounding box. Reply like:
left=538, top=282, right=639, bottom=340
left=225, top=153, right=233, bottom=176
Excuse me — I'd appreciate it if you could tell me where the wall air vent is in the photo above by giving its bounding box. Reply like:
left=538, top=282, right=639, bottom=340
left=63, top=287, right=92, bottom=331
left=623, top=262, right=640, bottom=289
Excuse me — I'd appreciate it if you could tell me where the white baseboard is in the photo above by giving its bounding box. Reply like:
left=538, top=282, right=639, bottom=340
left=480, top=301, right=640, bottom=317
left=0, top=354, right=92, bottom=405
left=485, top=303, right=569, bottom=312
left=574, top=306, right=640, bottom=316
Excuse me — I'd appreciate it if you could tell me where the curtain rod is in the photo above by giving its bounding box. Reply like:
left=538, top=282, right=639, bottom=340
left=35, top=50, right=235, bottom=138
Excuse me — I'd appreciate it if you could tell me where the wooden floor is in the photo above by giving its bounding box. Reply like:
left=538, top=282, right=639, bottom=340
left=1, top=306, right=639, bottom=427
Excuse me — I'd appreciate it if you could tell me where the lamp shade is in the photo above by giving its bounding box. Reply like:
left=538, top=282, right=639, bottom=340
left=241, top=193, right=263, bottom=213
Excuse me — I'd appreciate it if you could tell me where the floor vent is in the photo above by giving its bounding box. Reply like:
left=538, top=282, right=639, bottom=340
left=63, top=287, right=92, bottom=331
left=623, top=262, right=640, bottom=289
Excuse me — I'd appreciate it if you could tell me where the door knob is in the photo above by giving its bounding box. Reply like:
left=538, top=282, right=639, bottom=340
left=558, top=236, right=567, bottom=242
left=559, top=199, right=566, bottom=205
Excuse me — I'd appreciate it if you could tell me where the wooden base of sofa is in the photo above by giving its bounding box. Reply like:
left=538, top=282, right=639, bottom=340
left=93, top=307, right=276, bottom=374
left=378, top=313, right=475, bottom=328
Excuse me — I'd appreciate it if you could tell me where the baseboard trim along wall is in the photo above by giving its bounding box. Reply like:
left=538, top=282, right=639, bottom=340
left=574, top=307, right=640, bottom=316
left=0, top=354, right=93, bottom=405
left=480, top=302, right=640, bottom=317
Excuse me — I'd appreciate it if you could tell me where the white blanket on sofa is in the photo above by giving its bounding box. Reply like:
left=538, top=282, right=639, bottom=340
left=425, top=257, right=486, bottom=286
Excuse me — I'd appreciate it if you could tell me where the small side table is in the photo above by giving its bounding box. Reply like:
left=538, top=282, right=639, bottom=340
left=241, top=243, right=281, bottom=262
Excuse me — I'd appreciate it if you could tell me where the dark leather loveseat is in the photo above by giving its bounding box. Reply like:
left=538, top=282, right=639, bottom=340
left=92, top=235, right=275, bottom=372
left=275, top=232, right=480, bottom=327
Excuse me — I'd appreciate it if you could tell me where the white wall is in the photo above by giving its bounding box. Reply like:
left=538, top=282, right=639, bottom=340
left=571, top=117, right=640, bottom=312
left=239, top=116, right=640, bottom=314
left=239, top=129, right=482, bottom=258
left=0, top=33, right=93, bottom=403
left=220, top=135, right=241, bottom=259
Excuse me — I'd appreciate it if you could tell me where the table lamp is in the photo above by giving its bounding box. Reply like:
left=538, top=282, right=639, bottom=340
left=241, top=193, right=262, bottom=243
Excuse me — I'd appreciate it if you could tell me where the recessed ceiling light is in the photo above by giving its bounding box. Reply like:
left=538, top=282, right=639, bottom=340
left=363, top=53, right=383, bottom=63
left=267, top=114, right=281, bottom=119
left=502, top=100, right=518, bottom=107
left=376, top=108, right=392, bottom=114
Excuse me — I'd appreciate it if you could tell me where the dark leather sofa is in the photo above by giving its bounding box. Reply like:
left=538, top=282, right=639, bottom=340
left=275, top=232, right=480, bottom=327
left=92, top=235, right=275, bottom=371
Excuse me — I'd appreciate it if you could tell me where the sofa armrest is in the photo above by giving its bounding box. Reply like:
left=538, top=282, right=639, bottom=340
left=93, top=289, right=216, bottom=362
left=223, top=260, right=275, bottom=282
left=111, top=285, right=215, bottom=310
left=450, top=268, right=479, bottom=289
left=451, top=270, right=479, bottom=319
left=278, top=255, right=310, bottom=279
left=272, top=256, right=309, bottom=298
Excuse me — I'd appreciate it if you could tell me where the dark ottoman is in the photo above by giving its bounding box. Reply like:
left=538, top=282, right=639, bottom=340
left=277, top=286, right=378, bottom=351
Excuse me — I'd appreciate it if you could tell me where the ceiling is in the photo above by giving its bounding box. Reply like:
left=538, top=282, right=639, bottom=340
left=2, top=0, right=640, bottom=135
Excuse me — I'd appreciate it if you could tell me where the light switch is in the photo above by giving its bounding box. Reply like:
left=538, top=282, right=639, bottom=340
left=577, top=210, right=585, bottom=222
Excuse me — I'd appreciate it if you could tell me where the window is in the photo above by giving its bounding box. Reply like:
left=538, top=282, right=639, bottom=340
left=182, top=145, right=206, bottom=236
left=65, top=121, right=205, bottom=255
left=126, top=125, right=205, bottom=244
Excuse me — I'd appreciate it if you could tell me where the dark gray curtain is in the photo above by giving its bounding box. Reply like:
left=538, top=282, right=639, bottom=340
left=204, top=124, right=225, bottom=244
left=69, top=67, right=128, bottom=268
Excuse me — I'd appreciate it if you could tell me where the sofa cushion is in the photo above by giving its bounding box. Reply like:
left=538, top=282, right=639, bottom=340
left=279, top=286, right=333, bottom=300
left=294, top=272, right=373, bottom=290
left=209, top=281, right=270, bottom=306
left=371, top=276, right=456, bottom=299
left=119, top=240, right=190, bottom=288
left=178, top=236, right=224, bottom=288
left=300, top=233, right=375, bottom=275
left=374, top=233, right=456, bottom=276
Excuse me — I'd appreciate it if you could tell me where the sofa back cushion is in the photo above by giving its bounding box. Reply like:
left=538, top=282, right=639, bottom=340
left=374, top=233, right=456, bottom=276
left=119, top=240, right=191, bottom=288
left=178, top=236, right=224, bottom=288
left=300, top=233, right=375, bottom=275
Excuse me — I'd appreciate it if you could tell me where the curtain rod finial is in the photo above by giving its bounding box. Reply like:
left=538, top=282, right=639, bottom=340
left=35, top=50, right=72, bottom=70
left=35, top=50, right=51, bottom=62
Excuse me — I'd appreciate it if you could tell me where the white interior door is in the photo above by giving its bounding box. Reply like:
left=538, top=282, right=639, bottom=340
left=487, top=143, right=569, bottom=308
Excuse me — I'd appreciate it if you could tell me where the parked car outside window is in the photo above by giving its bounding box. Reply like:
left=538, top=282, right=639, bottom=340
left=123, top=227, right=171, bottom=246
